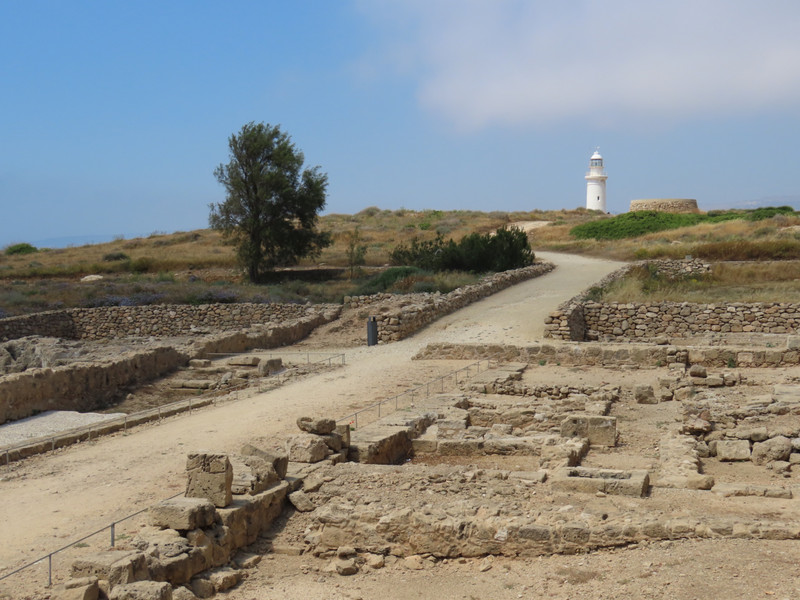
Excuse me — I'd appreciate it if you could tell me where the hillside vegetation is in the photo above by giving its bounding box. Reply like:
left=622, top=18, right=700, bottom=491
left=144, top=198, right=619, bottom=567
left=3, top=205, right=800, bottom=316
left=0, top=208, right=586, bottom=316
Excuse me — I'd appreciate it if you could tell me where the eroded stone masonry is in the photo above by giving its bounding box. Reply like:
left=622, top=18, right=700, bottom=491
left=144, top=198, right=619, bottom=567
left=57, top=354, right=800, bottom=598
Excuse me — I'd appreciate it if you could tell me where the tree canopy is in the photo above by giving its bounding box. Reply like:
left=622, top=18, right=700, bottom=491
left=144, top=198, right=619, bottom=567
left=209, top=122, right=331, bottom=281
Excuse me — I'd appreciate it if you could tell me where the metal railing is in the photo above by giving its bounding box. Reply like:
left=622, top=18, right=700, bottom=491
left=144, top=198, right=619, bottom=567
left=0, top=351, right=495, bottom=591
left=338, top=356, right=495, bottom=429
left=0, top=492, right=183, bottom=588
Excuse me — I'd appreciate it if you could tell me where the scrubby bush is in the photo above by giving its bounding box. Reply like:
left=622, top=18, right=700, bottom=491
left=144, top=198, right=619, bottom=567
left=744, top=206, right=796, bottom=221
left=5, top=243, right=37, bottom=255
left=103, top=251, right=129, bottom=262
left=130, top=257, right=155, bottom=273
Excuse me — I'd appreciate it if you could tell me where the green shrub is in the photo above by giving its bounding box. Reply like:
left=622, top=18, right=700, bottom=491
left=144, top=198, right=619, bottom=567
left=389, top=226, right=533, bottom=272
left=5, top=243, right=37, bottom=255
left=103, top=251, right=129, bottom=262
left=570, top=207, right=798, bottom=241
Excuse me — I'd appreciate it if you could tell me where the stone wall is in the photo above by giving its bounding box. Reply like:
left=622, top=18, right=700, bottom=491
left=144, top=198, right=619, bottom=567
left=582, top=301, right=800, bottom=340
left=544, top=259, right=711, bottom=341
left=371, top=263, right=555, bottom=343
left=0, top=302, right=331, bottom=342
left=415, top=341, right=800, bottom=368
left=629, top=198, right=699, bottom=213
left=0, top=310, right=76, bottom=341
left=0, top=346, right=186, bottom=424
left=0, top=310, right=340, bottom=425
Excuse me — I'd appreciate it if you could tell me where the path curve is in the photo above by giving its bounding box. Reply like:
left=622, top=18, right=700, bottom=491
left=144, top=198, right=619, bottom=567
left=0, top=252, right=624, bottom=592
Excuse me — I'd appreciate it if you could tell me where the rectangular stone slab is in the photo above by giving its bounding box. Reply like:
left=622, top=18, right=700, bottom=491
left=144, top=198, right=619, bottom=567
left=551, top=467, right=649, bottom=497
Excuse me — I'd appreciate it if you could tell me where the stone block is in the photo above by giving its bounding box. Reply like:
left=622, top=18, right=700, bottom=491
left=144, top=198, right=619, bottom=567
left=108, top=581, right=173, bottom=600
left=321, top=432, right=343, bottom=452
left=288, top=490, right=315, bottom=512
left=240, top=444, right=288, bottom=479
left=257, top=357, right=283, bottom=376
left=286, top=433, right=330, bottom=463
left=551, top=467, right=649, bottom=497
left=186, top=452, right=233, bottom=508
left=716, top=440, right=751, bottom=461
left=71, top=551, right=148, bottom=587
left=673, top=386, right=696, bottom=401
left=188, top=359, right=211, bottom=368
left=634, top=385, right=657, bottom=404
left=57, top=578, right=99, bottom=600
left=712, top=482, right=792, bottom=499
left=348, top=426, right=413, bottom=464
left=230, top=455, right=280, bottom=495
left=335, top=424, right=351, bottom=448
left=297, top=416, right=336, bottom=435
left=227, top=355, right=259, bottom=366
left=560, top=414, right=617, bottom=447
left=752, top=436, right=792, bottom=465
left=688, top=364, right=707, bottom=378
left=149, top=497, right=216, bottom=530
left=171, top=588, right=197, bottom=600
left=208, top=567, right=243, bottom=592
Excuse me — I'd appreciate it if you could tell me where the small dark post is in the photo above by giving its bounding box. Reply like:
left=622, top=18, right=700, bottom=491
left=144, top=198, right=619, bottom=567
left=367, top=317, right=378, bottom=346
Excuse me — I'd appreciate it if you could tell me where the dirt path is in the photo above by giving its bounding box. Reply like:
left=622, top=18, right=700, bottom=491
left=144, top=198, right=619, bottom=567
left=0, top=252, right=624, bottom=595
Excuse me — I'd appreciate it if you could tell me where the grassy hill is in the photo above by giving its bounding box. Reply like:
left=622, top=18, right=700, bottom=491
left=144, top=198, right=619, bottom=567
left=2, top=205, right=799, bottom=316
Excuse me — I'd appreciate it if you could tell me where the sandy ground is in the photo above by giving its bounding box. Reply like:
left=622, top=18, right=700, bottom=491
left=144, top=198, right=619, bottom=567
left=0, top=250, right=695, bottom=599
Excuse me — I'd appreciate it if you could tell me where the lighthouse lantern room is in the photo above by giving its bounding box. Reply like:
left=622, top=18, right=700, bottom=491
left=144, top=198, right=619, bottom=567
left=585, top=150, right=608, bottom=212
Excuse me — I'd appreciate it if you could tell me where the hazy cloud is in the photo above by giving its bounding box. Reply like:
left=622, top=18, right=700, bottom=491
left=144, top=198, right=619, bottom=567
left=357, top=0, right=800, bottom=130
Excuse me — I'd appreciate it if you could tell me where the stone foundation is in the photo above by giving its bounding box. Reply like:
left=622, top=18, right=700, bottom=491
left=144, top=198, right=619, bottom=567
left=0, top=311, right=338, bottom=425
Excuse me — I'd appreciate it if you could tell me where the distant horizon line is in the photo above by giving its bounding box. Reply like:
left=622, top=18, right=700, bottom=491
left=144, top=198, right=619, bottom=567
left=4, top=196, right=799, bottom=250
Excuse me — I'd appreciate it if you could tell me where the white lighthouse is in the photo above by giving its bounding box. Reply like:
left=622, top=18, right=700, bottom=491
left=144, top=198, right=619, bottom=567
left=585, top=150, right=608, bottom=212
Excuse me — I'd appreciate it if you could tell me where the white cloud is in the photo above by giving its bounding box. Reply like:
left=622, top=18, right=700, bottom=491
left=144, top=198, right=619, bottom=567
left=356, top=0, right=800, bottom=130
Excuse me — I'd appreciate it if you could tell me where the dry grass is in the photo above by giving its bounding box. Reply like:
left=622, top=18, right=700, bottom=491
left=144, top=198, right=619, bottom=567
left=531, top=214, right=800, bottom=262
left=600, top=261, right=800, bottom=303
left=5, top=207, right=800, bottom=314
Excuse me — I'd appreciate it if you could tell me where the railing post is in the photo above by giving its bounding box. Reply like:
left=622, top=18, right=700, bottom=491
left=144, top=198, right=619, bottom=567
left=110, top=522, right=116, bottom=547
left=47, top=554, right=52, bottom=587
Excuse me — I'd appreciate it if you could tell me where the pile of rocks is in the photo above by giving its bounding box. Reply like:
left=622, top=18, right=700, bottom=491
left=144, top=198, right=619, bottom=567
left=681, top=382, right=800, bottom=476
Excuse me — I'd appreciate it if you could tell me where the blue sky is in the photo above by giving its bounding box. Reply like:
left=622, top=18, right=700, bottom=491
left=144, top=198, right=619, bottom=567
left=2, top=1, right=800, bottom=247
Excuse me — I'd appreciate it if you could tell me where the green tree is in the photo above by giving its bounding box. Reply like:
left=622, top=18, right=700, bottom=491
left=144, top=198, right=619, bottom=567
left=209, top=122, right=331, bottom=282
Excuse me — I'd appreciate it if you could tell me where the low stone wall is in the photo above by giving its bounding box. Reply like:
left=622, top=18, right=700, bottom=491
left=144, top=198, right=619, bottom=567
left=372, top=263, right=555, bottom=343
left=0, top=310, right=76, bottom=341
left=0, top=310, right=340, bottom=425
left=416, top=341, right=800, bottom=368
left=0, top=302, right=334, bottom=342
left=629, top=198, right=698, bottom=213
left=0, top=346, right=186, bottom=424
left=583, top=301, right=800, bottom=340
